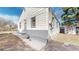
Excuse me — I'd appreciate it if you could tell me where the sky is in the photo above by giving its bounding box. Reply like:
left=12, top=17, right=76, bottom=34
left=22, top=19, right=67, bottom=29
left=52, top=7, right=64, bottom=22
left=0, top=7, right=23, bottom=23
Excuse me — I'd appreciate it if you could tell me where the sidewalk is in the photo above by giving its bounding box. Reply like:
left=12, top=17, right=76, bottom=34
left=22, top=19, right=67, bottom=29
left=13, top=32, right=47, bottom=50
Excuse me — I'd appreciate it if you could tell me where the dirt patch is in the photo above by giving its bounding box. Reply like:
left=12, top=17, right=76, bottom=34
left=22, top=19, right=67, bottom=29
left=0, top=33, right=34, bottom=51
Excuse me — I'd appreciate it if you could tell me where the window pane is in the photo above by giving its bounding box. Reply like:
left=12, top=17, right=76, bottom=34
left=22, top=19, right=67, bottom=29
left=31, top=17, right=36, bottom=28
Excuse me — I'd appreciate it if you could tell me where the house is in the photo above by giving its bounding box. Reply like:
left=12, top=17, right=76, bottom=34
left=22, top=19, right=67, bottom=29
left=18, top=7, right=60, bottom=40
left=18, top=7, right=49, bottom=40
left=64, top=23, right=79, bottom=35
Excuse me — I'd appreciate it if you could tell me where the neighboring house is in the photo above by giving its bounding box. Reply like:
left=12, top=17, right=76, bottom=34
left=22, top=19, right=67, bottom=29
left=60, top=21, right=79, bottom=35
left=65, top=22, right=79, bottom=35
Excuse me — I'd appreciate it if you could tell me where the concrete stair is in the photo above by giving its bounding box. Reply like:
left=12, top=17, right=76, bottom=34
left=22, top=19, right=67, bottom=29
left=13, top=30, right=48, bottom=50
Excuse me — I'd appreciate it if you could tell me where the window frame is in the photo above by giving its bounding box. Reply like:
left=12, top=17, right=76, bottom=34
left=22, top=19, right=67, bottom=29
left=31, top=16, right=36, bottom=28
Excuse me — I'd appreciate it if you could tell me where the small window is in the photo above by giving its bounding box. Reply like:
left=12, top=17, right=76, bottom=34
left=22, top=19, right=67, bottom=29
left=31, top=17, right=36, bottom=28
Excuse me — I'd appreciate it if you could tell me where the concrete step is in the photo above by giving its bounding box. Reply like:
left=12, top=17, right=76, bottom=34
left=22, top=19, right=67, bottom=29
left=25, top=30, right=48, bottom=39
left=13, top=32, right=47, bottom=50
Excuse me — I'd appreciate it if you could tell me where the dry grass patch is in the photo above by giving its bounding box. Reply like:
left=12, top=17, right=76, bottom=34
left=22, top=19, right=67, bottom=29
left=54, top=33, right=79, bottom=46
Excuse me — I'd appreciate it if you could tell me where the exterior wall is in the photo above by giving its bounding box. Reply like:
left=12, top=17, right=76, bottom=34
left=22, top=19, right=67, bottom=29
left=18, top=8, right=49, bottom=33
left=48, top=8, right=60, bottom=36
left=18, top=10, right=26, bottom=32
left=25, top=8, right=48, bottom=30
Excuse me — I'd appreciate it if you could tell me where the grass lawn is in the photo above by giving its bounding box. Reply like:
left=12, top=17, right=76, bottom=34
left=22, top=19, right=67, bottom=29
left=0, top=33, right=34, bottom=51
left=54, top=33, right=79, bottom=46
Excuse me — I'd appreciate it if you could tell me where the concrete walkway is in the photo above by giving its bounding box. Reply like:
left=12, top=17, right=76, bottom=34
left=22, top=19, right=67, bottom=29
left=13, top=32, right=47, bottom=50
